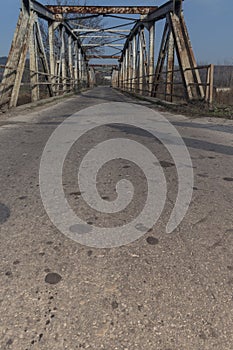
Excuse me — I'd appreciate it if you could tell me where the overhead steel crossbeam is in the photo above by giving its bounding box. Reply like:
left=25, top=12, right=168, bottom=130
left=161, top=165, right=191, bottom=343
left=0, top=0, right=214, bottom=109
left=83, top=44, right=124, bottom=47
left=90, top=64, right=118, bottom=67
left=74, top=29, right=130, bottom=33
left=73, top=20, right=134, bottom=58
left=87, top=55, right=121, bottom=60
left=79, top=35, right=126, bottom=39
left=73, top=21, right=135, bottom=37
left=46, top=6, right=158, bottom=15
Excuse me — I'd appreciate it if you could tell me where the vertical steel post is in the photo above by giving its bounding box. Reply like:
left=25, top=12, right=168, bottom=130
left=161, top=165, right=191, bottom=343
left=119, top=63, right=123, bottom=89
left=86, top=61, right=90, bottom=87
left=29, top=14, right=39, bottom=102
left=166, top=31, right=175, bottom=101
left=10, top=1, right=32, bottom=107
left=151, top=22, right=169, bottom=98
left=68, top=35, right=74, bottom=91
left=125, top=47, right=129, bottom=91
left=139, top=29, right=144, bottom=95
left=49, top=21, right=56, bottom=95
left=35, top=19, right=53, bottom=97
left=117, top=64, right=120, bottom=88
left=206, top=64, right=214, bottom=105
left=74, top=41, right=78, bottom=91
left=78, top=48, right=82, bottom=87
left=61, top=27, right=66, bottom=92
left=122, top=56, right=124, bottom=89
left=78, top=47, right=82, bottom=87
left=132, top=35, right=137, bottom=92
left=149, top=22, right=155, bottom=94
left=128, top=41, right=133, bottom=91
left=208, top=64, right=214, bottom=105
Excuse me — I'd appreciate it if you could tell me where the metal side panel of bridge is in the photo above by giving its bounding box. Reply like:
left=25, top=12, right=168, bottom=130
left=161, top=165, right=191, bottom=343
left=0, top=0, right=214, bottom=109
left=0, top=0, right=90, bottom=109
left=114, top=0, right=214, bottom=105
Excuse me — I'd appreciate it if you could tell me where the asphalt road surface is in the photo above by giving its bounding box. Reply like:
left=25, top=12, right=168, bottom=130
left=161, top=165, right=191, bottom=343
left=0, top=87, right=233, bottom=350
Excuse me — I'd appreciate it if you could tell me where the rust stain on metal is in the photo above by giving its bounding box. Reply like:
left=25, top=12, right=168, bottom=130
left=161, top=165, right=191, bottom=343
left=90, top=64, right=118, bottom=67
left=87, top=55, right=121, bottom=60
left=0, top=0, right=214, bottom=109
left=46, top=6, right=158, bottom=15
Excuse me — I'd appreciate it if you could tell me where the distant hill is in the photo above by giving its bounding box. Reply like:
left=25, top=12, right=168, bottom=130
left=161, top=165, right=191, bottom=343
left=0, top=56, right=7, bottom=65
left=0, top=57, right=8, bottom=82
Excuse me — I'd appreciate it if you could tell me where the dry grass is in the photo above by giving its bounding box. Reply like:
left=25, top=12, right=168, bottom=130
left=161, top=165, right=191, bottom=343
left=215, top=88, right=233, bottom=106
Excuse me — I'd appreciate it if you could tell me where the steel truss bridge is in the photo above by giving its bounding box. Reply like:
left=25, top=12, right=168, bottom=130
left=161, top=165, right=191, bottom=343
left=0, top=0, right=214, bottom=109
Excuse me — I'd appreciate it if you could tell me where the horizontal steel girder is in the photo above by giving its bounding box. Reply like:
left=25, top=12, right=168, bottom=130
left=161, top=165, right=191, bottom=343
left=79, top=35, right=126, bottom=39
left=83, top=44, right=123, bottom=47
left=87, top=55, right=121, bottom=60
left=73, top=29, right=130, bottom=33
left=90, top=64, right=118, bottom=67
left=46, top=6, right=158, bottom=15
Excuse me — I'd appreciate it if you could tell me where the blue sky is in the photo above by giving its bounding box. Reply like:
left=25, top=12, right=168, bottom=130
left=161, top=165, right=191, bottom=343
left=0, top=0, right=232, bottom=64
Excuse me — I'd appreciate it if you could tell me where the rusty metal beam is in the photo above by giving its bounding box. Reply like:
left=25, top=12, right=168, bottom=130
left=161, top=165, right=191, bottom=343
left=89, top=64, right=117, bottom=67
left=46, top=6, right=158, bottom=15
left=74, top=29, right=130, bottom=33
left=151, top=22, right=170, bottom=97
left=1, top=0, right=212, bottom=108
left=10, top=6, right=34, bottom=107
left=83, top=43, right=123, bottom=47
left=29, top=1, right=87, bottom=60
left=79, top=35, right=125, bottom=39
left=168, top=12, right=204, bottom=100
left=166, top=31, right=175, bottom=101
left=206, top=64, right=214, bottom=105
left=148, top=23, right=155, bottom=93
left=120, top=1, right=183, bottom=61
left=30, top=0, right=55, bottom=20
left=146, top=0, right=183, bottom=22
left=29, top=14, right=40, bottom=102
left=87, top=55, right=121, bottom=60
left=29, top=2, right=86, bottom=56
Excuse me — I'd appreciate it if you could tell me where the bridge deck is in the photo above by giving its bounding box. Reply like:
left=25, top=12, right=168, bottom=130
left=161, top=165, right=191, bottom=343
left=0, top=87, right=233, bottom=349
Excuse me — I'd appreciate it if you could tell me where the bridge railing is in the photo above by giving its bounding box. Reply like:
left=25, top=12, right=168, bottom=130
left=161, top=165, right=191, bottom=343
left=0, top=0, right=90, bottom=109
left=116, top=64, right=214, bottom=105
left=114, top=0, right=214, bottom=106
left=0, top=65, right=90, bottom=108
left=0, top=0, right=215, bottom=109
